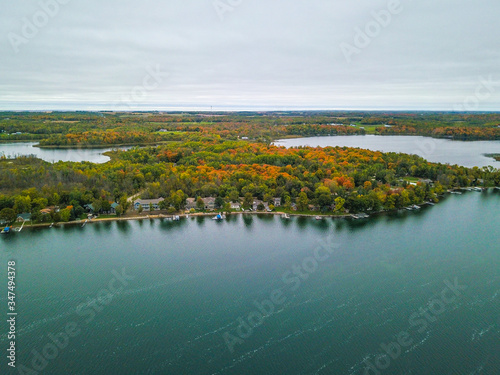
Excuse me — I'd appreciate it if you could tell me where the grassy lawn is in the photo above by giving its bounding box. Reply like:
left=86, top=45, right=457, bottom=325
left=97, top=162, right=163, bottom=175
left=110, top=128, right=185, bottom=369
left=403, top=177, right=420, bottom=182
left=358, top=125, right=380, bottom=134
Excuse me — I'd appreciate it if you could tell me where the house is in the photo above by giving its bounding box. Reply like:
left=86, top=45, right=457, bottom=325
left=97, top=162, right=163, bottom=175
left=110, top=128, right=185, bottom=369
left=133, top=198, right=165, bottom=211
left=419, top=179, right=433, bottom=184
left=84, top=204, right=94, bottom=213
left=110, top=202, right=119, bottom=214
left=273, top=198, right=282, bottom=207
left=230, top=202, right=241, bottom=210
left=253, top=200, right=266, bottom=211
left=16, top=213, right=31, bottom=222
left=185, top=197, right=216, bottom=210
left=202, top=197, right=216, bottom=210
left=186, top=198, right=196, bottom=210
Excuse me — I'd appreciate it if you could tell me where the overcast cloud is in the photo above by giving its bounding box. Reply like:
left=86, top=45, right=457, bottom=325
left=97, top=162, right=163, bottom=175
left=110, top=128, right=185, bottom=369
left=1, top=0, right=500, bottom=111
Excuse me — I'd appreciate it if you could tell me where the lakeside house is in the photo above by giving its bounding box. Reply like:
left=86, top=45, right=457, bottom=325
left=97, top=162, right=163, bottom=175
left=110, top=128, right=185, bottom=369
left=273, top=197, right=281, bottom=207
left=133, top=198, right=164, bottom=211
left=252, top=200, right=263, bottom=211
left=230, top=202, right=241, bottom=210
left=253, top=200, right=272, bottom=211
left=110, top=202, right=119, bottom=214
left=202, top=197, right=216, bottom=210
left=186, top=198, right=196, bottom=210
left=16, top=213, right=32, bottom=222
left=40, top=206, right=59, bottom=215
left=185, top=197, right=216, bottom=211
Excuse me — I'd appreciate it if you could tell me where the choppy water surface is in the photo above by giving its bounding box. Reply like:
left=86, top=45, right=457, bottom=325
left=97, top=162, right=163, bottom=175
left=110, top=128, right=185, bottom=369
left=1, top=191, right=499, bottom=374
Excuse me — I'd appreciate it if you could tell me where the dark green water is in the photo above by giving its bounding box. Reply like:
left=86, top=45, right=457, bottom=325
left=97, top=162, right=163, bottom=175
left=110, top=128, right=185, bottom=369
left=1, top=192, right=499, bottom=375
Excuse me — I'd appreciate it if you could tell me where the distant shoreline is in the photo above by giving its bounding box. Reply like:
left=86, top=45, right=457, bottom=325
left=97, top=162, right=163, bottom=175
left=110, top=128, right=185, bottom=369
left=34, top=142, right=169, bottom=149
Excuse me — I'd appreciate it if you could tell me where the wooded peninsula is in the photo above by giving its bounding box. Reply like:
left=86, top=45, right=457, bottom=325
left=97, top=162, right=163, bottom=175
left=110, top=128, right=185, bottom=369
left=1, top=111, right=499, bottom=225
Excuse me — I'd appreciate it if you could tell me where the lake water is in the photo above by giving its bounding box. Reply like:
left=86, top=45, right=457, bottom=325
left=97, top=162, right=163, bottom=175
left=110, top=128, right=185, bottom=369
left=1, top=191, right=499, bottom=375
left=2, top=137, right=500, bottom=167
left=0, top=143, right=126, bottom=163
left=275, top=136, right=500, bottom=168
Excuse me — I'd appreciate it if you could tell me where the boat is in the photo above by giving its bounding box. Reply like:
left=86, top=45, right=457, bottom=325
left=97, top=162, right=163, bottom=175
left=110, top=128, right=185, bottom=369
left=412, top=205, right=421, bottom=210
left=212, top=213, right=226, bottom=221
left=173, top=215, right=180, bottom=221
left=281, top=213, right=290, bottom=219
left=1, top=226, right=11, bottom=234
left=450, top=191, right=462, bottom=195
left=315, top=216, right=322, bottom=220
left=49, top=223, right=54, bottom=228
left=472, top=187, right=483, bottom=192
left=427, top=202, right=435, bottom=206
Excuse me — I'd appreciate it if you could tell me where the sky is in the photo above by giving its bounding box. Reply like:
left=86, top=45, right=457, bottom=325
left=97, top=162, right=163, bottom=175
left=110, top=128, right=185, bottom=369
left=1, top=0, right=500, bottom=111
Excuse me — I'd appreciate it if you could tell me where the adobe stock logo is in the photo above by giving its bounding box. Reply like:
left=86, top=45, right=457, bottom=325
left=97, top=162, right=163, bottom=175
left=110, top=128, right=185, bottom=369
left=7, top=0, right=72, bottom=54
left=213, top=0, right=243, bottom=21
left=16, top=269, right=134, bottom=375
left=363, top=278, right=467, bottom=375
left=452, top=76, right=500, bottom=111
left=222, top=236, right=340, bottom=353
left=340, top=0, right=409, bottom=63
left=115, top=64, right=169, bottom=110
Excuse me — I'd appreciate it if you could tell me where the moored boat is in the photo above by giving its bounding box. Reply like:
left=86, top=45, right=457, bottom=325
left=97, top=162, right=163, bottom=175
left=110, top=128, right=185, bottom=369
left=1, top=226, right=11, bottom=234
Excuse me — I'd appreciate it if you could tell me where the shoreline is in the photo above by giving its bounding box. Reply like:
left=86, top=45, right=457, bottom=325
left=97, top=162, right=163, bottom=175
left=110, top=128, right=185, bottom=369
left=13, top=211, right=351, bottom=230
left=4, top=187, right=497, bottom=232
left=34, top=141, right=176, bottom=149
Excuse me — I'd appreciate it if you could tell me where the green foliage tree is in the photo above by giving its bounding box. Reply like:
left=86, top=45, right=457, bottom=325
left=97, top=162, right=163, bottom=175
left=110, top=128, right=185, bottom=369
left=101, top=200, right=112, bottom=213
left=228, top=190, right=239, bottom=202
left=334, top=197, right=345, bottom=213
left=115, top=204, right=123, bottom=216
left=243, top=193, right=253, bottom=209
left=92, top=199, right=102, bottom=214
left=59, top=208, right=71, bottom=222
left=14, top=195, right=31, bottom=214
left=296, top=192, right=309, bottom=211
left=0, top=208, right=16, bottom=223
left=196, top=197, right=205, bottom=211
